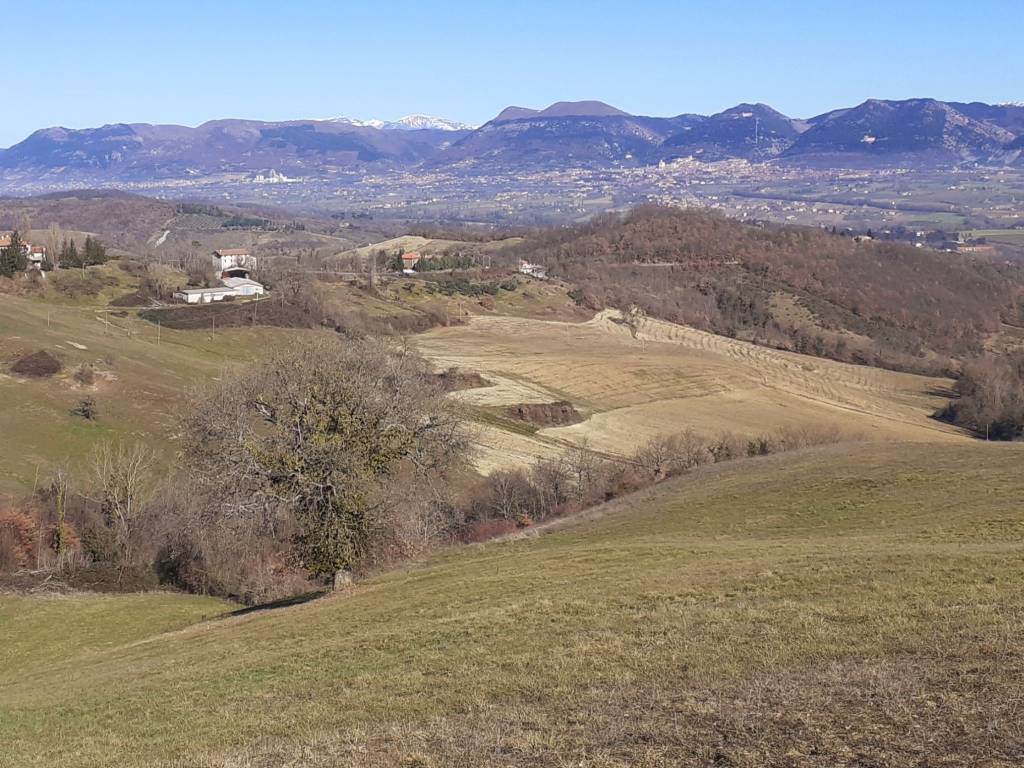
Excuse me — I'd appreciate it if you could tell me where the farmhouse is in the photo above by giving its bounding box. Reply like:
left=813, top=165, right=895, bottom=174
left=0, top=234, right=45, bottom=270
left=174, top=250, right=266, bottom=303
left=212, top=248, right=256, bottom=278
left=519, top=259, right=547, bottom=279
left=401, top=252, right=422, bottom=271
left=28, top=246, right=46, bottom=269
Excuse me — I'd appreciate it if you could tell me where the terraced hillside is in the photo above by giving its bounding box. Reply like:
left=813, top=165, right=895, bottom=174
left=415, top=309, right=966, bottom=472
left=2, top=441, right=1022, bottom=767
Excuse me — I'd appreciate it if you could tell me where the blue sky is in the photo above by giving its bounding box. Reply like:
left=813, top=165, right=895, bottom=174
left=3, top=0, right=1019, bottom=147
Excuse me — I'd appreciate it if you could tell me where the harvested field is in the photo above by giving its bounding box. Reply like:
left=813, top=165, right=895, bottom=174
left=416, top=309, right=966, bottom=471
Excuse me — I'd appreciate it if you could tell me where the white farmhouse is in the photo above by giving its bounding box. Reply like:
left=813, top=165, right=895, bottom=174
left=212, top=248, right=256, bottom=277
left=518, top=259, right=548, bottom=279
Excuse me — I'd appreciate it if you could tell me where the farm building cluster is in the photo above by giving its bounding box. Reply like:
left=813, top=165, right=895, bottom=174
left=172, top=249, right=266, bottom=304
left=0, top=233, right=47, bottom=270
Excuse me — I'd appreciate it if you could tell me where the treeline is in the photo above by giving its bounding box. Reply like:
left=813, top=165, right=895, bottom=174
left=466, top=425, right=849, bottom=538
left=512, top=207, right=1024, bottom=373
left=936, top=353, right=1024, bottom=439
left=58, top=235, right=107, bottom=269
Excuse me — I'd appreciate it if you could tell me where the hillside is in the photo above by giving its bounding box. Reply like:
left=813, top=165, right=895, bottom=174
left=2, top=441, right=1022, bottom=766
left=414, top=308, right=964, bottom=473
left=785, top=98, right=1016, bottom=165
left=0, top=291, right=303, bottom=492
left=0, top=119, right=466, bottom=182
left=0, top=190, right=373, bottom=258
left=661, top=103, right=799, bottom=161
left=512, top=206, right=1024, bottom=372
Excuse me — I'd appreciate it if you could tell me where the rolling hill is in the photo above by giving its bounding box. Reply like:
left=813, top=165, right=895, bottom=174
left=2, top=440, right=1022, bottom=766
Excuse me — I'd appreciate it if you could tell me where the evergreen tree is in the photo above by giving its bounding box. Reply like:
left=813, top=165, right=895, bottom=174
left=0, top=230, right=27, bottom=276
left=81, top=235, right=108, bottom=266
left=61, top=238, right=81, bottom=269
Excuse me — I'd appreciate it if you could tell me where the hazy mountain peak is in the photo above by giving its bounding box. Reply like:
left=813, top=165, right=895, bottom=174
left=535, top=100, right=630, bottom=118
left=492, top=106, right=541, bottom=122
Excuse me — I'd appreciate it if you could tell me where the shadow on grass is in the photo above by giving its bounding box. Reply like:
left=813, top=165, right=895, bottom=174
left=227, top=589, right=329, bottom=618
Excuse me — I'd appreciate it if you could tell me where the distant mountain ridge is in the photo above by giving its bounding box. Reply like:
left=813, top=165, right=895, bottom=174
left=324, top=114, right=476, bottom=131
left=0, top=98, right=1021, bottom=184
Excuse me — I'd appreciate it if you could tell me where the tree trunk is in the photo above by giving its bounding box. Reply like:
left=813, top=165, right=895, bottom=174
left=333, top=569, right=353, bottom=591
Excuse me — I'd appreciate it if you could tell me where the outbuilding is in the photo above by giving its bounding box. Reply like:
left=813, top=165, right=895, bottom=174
left=172, top=286, right=236, bottom=304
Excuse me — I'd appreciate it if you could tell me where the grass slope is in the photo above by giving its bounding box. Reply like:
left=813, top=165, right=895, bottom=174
left=2, top=441, right=1022, bottom=767
left=0, top=293, right=308, bottom=491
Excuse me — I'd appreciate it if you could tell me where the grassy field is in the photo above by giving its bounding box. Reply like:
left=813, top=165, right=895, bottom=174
left=963, top=228, right=1024, bottom=240
left=0, top=293, right=308, bottom=492
left=1, top=441, right=1022, bottom=766
left=415, top=309, right=966, bottom=472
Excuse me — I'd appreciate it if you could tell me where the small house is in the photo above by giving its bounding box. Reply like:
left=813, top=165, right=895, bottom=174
left=401, top=252, right=421, bottom=271
left=28, top=246, right=47, bottom=269
left=519, top=259, right=547, bottom=279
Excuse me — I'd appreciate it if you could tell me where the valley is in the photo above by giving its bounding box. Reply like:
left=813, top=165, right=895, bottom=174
left=414, top=309, right=964, bottom=473
left=5, top=5, right=1023, bottom=766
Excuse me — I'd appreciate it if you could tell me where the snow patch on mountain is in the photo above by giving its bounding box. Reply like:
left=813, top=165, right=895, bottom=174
left=318, top=114, right=474, bottom=131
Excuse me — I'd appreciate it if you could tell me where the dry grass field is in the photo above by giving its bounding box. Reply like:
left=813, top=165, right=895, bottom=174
left=415, top=309, right=966, bottom=472
left=2, top=441, right=1022, bottom=767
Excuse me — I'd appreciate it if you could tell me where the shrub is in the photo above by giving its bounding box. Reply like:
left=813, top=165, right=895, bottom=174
left=11, top=350, right=62, bottom=378
left=71, top=397, right=98, bottom=420
left=73, top=363, right=95, bottom=386
left=0, top=510, right=36, bottom=570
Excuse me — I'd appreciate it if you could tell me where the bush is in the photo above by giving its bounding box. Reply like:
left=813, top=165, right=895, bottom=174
left=11, top=350, right=62, bottom=378
left=73, top=363, right=95, bottom=386
left=71, top=396, right=98, bottom=420
left=0, top=510, right=36, bottom=570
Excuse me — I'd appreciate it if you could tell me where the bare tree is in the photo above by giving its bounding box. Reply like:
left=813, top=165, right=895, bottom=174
left=47, top=223, right=63, bottom=268
left=183, top=335, right=467, bottom=588
left=89, top=441, right=156, bottom=566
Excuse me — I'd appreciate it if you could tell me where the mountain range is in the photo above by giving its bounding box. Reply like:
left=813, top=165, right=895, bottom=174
left=1, top=98, right=1022, bottom=184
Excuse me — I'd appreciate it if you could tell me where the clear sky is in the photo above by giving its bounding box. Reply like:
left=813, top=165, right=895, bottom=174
left=4, top=0, right=1019, bottom=147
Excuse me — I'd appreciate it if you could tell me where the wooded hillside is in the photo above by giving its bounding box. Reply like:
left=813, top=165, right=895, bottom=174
left=515, top=207, right=1024, bottom=373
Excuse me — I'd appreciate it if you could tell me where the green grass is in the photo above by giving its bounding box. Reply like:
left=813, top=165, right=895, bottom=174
left=2, top=441, right=1022, bottom=766
left=0, top=294, right=314, bottom=492
left=963, top=228, right=1024, bottom=240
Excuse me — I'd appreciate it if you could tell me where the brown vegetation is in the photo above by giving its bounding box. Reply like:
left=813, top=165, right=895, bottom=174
left=505, top=400, right=582, bottom=427
left=936, top=353, right=1024, bottom=439
left=434, top=367, right=491, bottom=391
left=10, top=350, right=62, bottom=378
left=513, top=206, right=1024, bottom=373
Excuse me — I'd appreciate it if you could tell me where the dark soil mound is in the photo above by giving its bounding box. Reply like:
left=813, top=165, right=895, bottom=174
left=436, top=367, right=491, bottom=391
left=11, top=350, right=62, bottom=378
left=507, top=401, right=583, bottom=427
